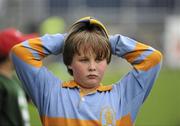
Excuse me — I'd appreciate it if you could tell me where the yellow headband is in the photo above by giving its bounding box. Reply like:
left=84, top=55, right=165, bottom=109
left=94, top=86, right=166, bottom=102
left=74, top=16, right=108, bottom=38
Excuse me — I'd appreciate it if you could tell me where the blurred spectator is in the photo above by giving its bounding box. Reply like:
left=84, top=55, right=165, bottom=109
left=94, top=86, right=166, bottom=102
left=0, top=28, right=37, bottom=126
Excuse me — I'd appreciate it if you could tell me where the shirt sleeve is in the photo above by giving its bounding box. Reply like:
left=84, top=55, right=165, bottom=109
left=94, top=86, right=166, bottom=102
left=10, top=34, right=65, bottom=113
left=109, top=34, right=162, bottom=121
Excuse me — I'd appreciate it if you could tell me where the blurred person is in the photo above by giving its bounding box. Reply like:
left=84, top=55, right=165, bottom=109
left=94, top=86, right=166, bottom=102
left=11, top=17, right=162, bottom=126
left=0, top=28, right=37, bottom=126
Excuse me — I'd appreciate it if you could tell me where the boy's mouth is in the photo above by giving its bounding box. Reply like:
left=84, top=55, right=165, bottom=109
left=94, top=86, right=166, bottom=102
left=87, top=74, right=98, bottom=79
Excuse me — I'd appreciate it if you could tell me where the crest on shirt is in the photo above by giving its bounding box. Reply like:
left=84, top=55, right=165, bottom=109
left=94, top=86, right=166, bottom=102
left=100, top=106, right=116, bottom=126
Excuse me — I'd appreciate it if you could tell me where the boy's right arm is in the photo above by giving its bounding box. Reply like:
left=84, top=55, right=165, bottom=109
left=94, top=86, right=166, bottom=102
left=11, top=34, right=65, bottom=109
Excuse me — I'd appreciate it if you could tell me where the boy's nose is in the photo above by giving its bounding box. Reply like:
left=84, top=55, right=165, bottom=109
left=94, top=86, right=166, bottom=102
left=88, top=61, right=96, bottom=71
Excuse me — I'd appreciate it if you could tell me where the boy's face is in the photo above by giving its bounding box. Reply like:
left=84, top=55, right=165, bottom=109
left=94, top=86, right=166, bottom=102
left=68, top=52, right=108, bottom=89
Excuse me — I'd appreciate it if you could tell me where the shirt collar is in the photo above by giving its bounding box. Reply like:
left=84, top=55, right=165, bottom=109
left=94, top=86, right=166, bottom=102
left=62, top=80, right=112, bottom=92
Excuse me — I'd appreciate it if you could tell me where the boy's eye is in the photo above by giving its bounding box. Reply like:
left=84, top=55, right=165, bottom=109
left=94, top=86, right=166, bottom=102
left=95, top=58, right=104, bottom=62
left=79, top=58, right=89, bottom=62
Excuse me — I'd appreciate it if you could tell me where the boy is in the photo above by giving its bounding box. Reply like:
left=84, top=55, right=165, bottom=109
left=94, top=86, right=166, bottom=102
left=11, top=17, right=162, bottom=126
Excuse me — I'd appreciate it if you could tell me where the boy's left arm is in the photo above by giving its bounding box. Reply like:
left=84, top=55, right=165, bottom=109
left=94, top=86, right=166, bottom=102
left=109, top=34, right=162, bottom=121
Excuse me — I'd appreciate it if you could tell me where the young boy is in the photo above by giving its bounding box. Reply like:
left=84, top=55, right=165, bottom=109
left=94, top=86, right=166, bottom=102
left=11, top=17, right=162, bottom=126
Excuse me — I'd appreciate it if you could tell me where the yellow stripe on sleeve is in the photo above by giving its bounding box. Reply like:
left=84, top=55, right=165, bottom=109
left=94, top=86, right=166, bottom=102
left=123, top=42, right=162, bottom=71
left=134, top=50, right=162, bottom=71
left=12, top=40, right=43, bottom=68
left=28, top=38, right=46, bottom=58
left=123, top=42, right=150, bottom=63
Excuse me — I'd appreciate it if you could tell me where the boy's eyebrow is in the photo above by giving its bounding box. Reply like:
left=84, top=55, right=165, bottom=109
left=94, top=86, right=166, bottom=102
left=78, top=56, right=87, bottom=58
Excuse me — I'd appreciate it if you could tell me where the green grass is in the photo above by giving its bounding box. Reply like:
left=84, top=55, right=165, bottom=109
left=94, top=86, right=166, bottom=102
left=28, top=102, right=42, bottom=126
left=135, top=68, right=180, bottom=126
left=28, top=63, right=180, bottom=126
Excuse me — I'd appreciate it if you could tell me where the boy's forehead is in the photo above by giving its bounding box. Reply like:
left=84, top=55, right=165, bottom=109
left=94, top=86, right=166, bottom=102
left=76, top=48, right=96, bottom=57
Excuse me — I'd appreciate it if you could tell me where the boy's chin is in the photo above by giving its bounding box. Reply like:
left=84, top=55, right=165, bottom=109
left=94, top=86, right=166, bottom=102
left=80, top=80, right=100, bottom=89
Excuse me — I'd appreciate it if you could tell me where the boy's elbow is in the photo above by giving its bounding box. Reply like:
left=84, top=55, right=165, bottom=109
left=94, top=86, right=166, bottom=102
left=11, top=43, right=22, bottom=55
left=154, top=50, right=163, bottom=63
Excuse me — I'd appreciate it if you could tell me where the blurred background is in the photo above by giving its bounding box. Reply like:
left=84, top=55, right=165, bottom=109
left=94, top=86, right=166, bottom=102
left=1, top=0, right=180, bottom=125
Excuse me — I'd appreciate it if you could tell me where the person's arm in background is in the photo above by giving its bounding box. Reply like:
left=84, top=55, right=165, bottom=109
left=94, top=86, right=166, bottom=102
left=10, top=34, right=65, bottom=113
left=110, top=34, right=162, bottom=123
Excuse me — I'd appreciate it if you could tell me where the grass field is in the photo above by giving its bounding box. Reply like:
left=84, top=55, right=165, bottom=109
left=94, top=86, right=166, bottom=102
left=28, top=62, right=180, bottom=126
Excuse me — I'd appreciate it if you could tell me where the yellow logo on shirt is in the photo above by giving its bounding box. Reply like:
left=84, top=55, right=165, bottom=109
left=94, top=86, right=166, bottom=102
left=100, top=106, right=116, bottom=126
